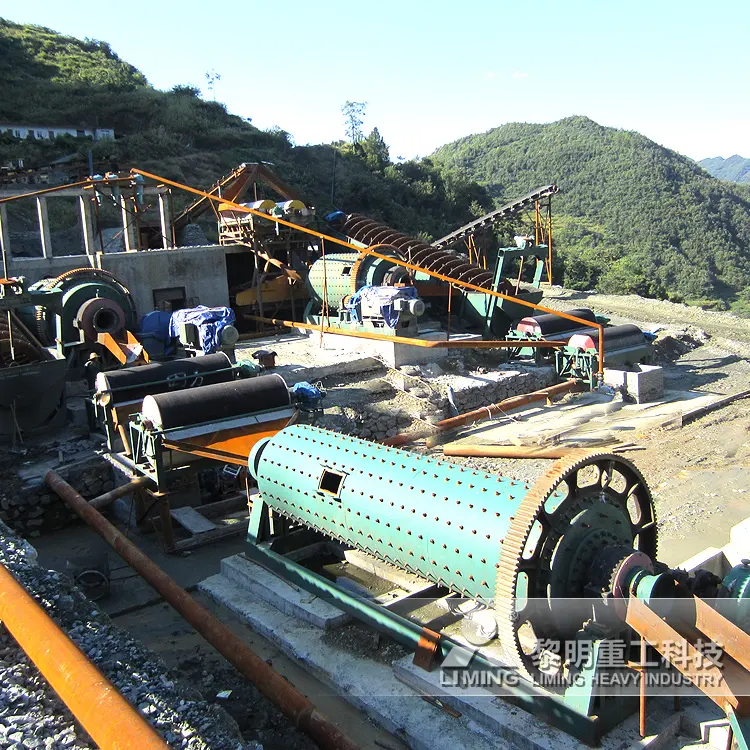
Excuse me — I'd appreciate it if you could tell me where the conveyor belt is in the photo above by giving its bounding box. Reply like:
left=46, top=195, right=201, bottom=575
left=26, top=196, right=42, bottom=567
left=432, top=184, right=558, bottom=250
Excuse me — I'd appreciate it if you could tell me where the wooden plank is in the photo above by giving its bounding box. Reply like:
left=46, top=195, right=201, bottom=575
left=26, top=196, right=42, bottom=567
left=169, top=521, right=247, bottom=552
left=170, top=506, right=218, bottom=534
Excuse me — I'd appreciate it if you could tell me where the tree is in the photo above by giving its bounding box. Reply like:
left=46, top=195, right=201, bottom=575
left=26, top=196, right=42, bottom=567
left=205, top=69, right=221, bottom=101
left=341, top=101, right=366, bottom=144
left=362, top=127, right=390, bottom=171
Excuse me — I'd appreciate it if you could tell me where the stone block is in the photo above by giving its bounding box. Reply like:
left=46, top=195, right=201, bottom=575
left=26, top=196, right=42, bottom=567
left=604, top=364, right=664, bottom=404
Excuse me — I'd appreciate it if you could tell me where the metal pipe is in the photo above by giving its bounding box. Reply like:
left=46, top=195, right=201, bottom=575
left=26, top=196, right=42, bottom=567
left=130, top=169, right=605, bottom=375
left=44, top=471, right=360, bottom=750
left=0, top=564, right=169, bottom=750
left=443, top=445, right=572, bottom=459
left=383, top=379, right=583, bottom=447
left=0, top=177, right=134, bottom=204
left=244, top=314, right=565, bottom=349
left=639, top=637, right=647, bottom=737
left=89, top=476, right=151, bottom=510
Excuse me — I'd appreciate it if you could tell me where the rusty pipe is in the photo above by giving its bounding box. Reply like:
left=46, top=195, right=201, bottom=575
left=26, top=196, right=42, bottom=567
left=89, top=476, right=152, bottom=510
left=443, top=445, right=572, bottom=459
left=0, top=564, right=169, bottom=750
left=44, top=471, right=360, bottom=750
left=244, top=314, right=565, bottom=349
left=383, top=379, right=583, bottom=447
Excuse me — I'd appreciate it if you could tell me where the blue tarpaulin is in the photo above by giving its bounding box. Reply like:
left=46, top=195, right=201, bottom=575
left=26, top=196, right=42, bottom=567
left=139, top=310, right=175, bottom=355
left=169, top=306, right=236, bottom=354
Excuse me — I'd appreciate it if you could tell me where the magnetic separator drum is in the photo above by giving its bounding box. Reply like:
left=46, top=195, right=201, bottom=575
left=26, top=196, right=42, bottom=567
left=568, top=324, right=647, bottom=352
left=516, top=308, right=597, bottom=336
left=249, top=424, right=657, bottom=683
left=95, top=352, right=234, bottom=406
left=143, top=373, right=290, bottom=430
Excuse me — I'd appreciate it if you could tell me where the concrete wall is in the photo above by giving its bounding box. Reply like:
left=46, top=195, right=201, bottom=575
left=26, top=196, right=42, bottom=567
left=6, top=245, right=236, bottom=320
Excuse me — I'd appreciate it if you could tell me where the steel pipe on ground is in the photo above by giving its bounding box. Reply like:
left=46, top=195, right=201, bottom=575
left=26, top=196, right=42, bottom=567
left=443, top=445, right=572, bottom=459
left=89, top=476, right=152, bottom=510
left=0, top=564, right=169, bottom=750
left=383, top=379, right=584, bottom=447
left=44, top=471, right=360, bottom=750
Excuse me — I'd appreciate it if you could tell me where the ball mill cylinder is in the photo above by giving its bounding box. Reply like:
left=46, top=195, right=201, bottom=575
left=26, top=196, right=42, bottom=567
left=249, top=424, right=658, bottom=682
left=24, top=268, right=137, bottom=347
left=305, top=250, right=413, bottom=310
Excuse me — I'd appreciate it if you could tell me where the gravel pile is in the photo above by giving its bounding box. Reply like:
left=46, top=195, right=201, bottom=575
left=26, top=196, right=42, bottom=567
left=0, top=522, right=249, bottom=749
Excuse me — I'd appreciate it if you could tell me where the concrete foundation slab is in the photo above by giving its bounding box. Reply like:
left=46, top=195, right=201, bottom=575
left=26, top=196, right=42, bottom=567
left=220, top=554, right=349, bottom=629
left=393, top=656, right=683, bottom=750
left=201, top=562, right=730, bottom=750
left=604, top=365, right=665, bottom=403
left=235, top=332, right=384, bottom=384
left=318, top=329, right=466, bottom=368
left=199, top=572, right=503, bottom=750
left=450, top=389, right=720, bottom=448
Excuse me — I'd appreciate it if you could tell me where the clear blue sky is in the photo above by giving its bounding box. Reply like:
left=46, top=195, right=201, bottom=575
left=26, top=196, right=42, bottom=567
left=4, top=1, right=749, bottom=161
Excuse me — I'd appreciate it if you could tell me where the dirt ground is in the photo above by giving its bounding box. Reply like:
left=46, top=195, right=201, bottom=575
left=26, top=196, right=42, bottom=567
left=544, top=288, right=750, bottom=565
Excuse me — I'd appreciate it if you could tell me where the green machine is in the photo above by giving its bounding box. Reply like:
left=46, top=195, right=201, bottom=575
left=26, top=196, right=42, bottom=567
left=245, top=424, right=750, bottom=746
left=0, top=277, right=66, bottom=436
left=327, top=210, right=551, bottom=338
left=304, top=251, right=425, bottom=335
left=18, top=268, right=138, bottom=363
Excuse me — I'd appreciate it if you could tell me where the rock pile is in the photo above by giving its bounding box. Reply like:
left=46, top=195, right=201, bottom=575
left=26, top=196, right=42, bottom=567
left=0, top=458, right=114, bottom=538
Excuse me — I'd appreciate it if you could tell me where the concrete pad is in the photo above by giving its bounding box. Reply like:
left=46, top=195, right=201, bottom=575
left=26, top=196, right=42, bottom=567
left=344, top=549, right=432, bottom=592
left=235, top=332, right=384, bottom=384
left=201, top=568, right=720, bottom=750
left=318, top=329, right=459, bottom=368
left=678, top=515, right=750, bottom=576
left=394, top=656, right=683, bottom=750
left=198, top=573, right=503, bottom=750
left=220, top=554, right=349, bottom=629
left=604, top=365, right=665, bottom=403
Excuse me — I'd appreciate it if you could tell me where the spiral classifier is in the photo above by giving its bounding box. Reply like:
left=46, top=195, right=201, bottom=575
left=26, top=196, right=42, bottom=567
left=339, top=214, right=495, bottom=288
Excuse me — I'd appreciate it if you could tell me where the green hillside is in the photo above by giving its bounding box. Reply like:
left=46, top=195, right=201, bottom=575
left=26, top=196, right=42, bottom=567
left=0, top=19, right=490, bottom=243
left=434, top=117, right=750, bottom=313
left=699, top=156, right=750, bottom=185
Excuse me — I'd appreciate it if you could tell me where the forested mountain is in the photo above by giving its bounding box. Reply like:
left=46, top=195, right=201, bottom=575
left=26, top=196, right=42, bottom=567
left=434, top=117, right=750, bottom=312
left=0, top=20, right=490, bottom=242
left=699, top=156, right=750, bottom=185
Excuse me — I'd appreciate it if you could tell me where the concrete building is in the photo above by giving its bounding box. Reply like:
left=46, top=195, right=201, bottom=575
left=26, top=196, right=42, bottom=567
left=0, top=125, right=115, bottom=141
